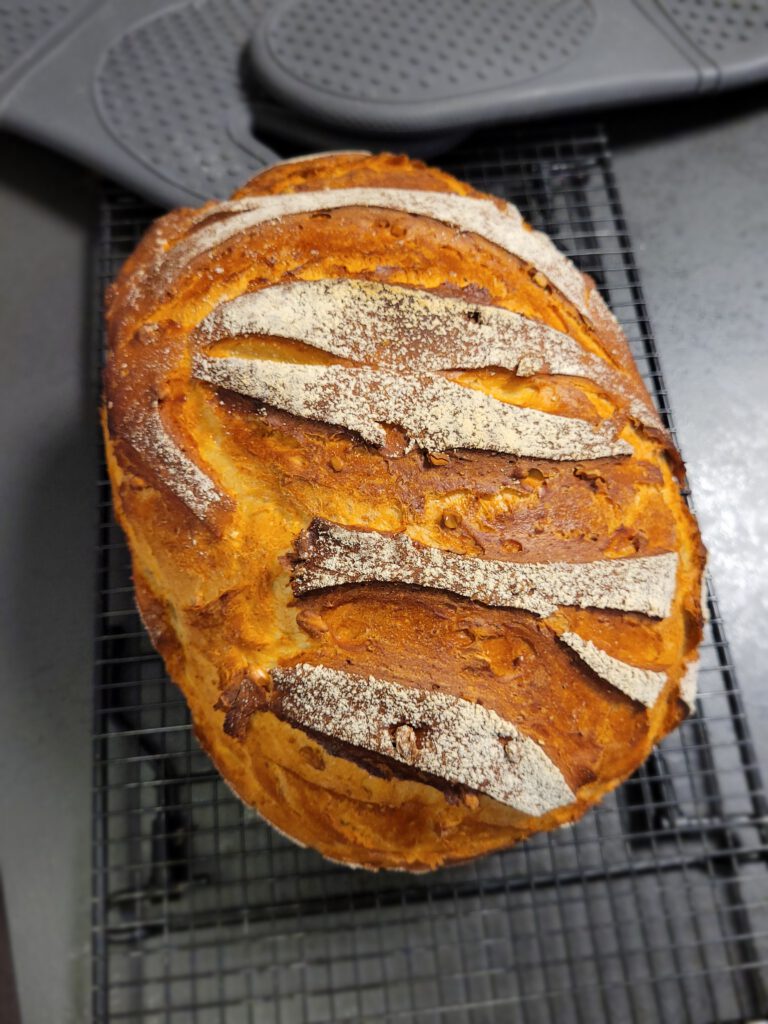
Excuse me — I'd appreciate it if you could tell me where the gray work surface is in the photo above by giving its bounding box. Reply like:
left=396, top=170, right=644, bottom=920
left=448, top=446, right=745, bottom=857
left=1, top=92, right=766, bottom=1023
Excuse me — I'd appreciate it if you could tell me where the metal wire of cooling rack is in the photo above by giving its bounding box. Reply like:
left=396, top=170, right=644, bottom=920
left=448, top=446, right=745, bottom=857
left=91, top=125, right=768, bottom=1024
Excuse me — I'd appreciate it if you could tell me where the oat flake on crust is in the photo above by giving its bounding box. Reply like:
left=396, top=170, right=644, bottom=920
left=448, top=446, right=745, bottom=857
left=679, top=659, right=700, bottom=712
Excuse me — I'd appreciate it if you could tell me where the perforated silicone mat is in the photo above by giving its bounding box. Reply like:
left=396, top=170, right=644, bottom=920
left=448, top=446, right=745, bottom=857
left=0, top=0, right=273, bottom=206
left=250, top=0, right=768, bottom=135
left=0, top=0, right=465, bottom=208
left=92, top=126, right=768, bottom=1024
left=4, top=0, right=768, bottom=209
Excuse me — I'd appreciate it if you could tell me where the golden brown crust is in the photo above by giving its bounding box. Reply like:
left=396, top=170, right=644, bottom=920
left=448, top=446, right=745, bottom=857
left=103, top=152, right=706, bottom=871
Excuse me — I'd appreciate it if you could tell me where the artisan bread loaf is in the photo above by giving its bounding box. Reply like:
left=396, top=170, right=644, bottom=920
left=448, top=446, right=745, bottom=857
left=103, top=152, right=705, bottom=871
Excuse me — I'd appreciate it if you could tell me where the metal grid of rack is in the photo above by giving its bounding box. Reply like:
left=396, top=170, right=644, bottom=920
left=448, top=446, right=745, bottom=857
left=92, top=125, right=768, bottom=1023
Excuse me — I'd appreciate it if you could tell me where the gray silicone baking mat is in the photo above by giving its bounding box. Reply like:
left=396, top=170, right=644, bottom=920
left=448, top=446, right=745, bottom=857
left=0, top=0, right=465, bottom=209
left=0, top=0, right=277, bottom=208
left=4, top=0, right=768, bottom=208
left=250, top=0, right=768, bottom=135
left=91, top=124, right=768, bottom=1023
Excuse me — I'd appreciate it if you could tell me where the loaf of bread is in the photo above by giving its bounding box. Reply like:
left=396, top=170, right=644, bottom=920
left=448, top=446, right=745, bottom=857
left=103, top=152, right=705, bottom=871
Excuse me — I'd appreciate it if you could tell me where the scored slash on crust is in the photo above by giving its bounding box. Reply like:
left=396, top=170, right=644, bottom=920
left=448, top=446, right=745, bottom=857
left=190, top=266, right=638, bottom=462
left=160, top=187, right=598, bottom=318
left=558, top=632, right=667, bottom=708
left=198, top=279, right=660, bottom=430
left=123, top=399, right=224, bottom=519
left=193, top=355, right=631, bottom=461
left=291, top=518, right=677, bottom=620
left=290, top=518, right=674, bottom=709
left=270, top=663, right=575, bottom=815
left=128, top=192, right=658, bottom=522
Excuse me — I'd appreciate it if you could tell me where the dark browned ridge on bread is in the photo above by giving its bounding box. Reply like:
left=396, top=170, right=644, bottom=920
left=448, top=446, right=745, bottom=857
left=103, top=152, right=705, bottom=870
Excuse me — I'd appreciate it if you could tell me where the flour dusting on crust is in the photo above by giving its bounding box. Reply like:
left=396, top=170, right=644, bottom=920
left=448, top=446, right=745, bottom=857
left=271, top=663, right=574, bottom=814
left=193, top=355, right=630, bottom=460
left=127, top=402, right=222, bottom=519
left=200, top=278, right=580, bottom=369
left=272, top=150, right=373, bottom=166
left=199, top=279, right=659, bottom=428
left=559, top=631, right=667, bottom=707
left=165, top=188, right=592, bottom=316
left=292, top=519, right=678, bottom=618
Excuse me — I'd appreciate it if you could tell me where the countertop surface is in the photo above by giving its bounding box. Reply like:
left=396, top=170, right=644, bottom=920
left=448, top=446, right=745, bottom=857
left=1, top=90, right=766, bottom=1024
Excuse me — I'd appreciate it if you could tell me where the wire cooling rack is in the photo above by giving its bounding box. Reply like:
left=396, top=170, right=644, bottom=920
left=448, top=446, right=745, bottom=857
left=92, top=125, right=768, bottom=1024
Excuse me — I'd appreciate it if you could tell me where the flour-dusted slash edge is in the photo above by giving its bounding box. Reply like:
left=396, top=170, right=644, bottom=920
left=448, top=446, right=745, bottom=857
left=271, top=662, right=575, bottom=815
left=162, top=187, right=594, bottom=317
left=193, top=354, right=631, bottom=460
left=291, top=519, right=678, bottom=619
left=197, top=279, right=660, bottom=429
left=125, top=401, right=222, bottom=519
left=559, top=631, right=667, bottom=707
